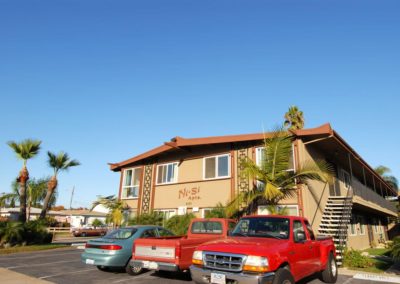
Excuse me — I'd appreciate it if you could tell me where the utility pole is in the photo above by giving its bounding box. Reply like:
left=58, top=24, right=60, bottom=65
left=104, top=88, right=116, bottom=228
left=69, top=186, right=75, bottom=210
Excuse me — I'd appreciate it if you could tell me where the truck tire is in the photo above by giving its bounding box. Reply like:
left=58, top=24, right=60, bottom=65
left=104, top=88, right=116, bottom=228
left=272, top=268, right=295, bottom=284
left=126, top=262, right=143, bottom=275
left=320, top=253, right=338, bottom=283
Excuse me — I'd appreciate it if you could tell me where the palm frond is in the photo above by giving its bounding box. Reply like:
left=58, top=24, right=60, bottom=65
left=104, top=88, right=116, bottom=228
left=7, top=139, right=41, bottom=162
left=47, top=151, right=80, bottom=174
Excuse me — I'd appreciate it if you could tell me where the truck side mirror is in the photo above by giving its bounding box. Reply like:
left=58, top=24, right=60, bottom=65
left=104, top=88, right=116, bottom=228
left=296, top=231, right=306, bottom=242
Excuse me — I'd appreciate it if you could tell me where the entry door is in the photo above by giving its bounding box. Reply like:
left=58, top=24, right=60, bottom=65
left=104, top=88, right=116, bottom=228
left=290, top=220, right=314, bottom=280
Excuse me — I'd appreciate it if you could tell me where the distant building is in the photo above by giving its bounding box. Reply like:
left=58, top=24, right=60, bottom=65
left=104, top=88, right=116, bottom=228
left=0, top=207, right=67, bottom=221
left=61, top=209, right=107, bottom=228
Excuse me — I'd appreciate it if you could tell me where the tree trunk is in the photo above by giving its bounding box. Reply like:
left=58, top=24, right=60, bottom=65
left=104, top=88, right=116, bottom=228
left=18, top=166, right=29, bottom=223
left=40, top=176, right=57, bottom=219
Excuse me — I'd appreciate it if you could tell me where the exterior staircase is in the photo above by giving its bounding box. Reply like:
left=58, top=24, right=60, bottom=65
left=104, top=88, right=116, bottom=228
left=318, top=196, right=353, bottom=266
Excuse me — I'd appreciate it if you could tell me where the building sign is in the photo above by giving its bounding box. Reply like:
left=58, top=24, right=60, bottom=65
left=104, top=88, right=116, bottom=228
left=178, top=186, right=201, bottom=201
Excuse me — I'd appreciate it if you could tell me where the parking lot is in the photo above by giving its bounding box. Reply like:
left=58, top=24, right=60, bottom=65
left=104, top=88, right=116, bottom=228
left=0, top=247, right=394, bottom=284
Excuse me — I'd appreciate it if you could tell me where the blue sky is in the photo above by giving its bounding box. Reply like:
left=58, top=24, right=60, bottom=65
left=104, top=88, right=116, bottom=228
left=1, top=1, right=399, bottom=208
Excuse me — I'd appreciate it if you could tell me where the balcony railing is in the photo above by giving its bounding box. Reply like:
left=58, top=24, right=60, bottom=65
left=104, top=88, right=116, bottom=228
left=351, top=178, right=397, bottom=213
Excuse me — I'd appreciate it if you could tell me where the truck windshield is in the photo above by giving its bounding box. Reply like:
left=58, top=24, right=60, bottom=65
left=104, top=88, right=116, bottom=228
left=104, top=228, right=137, bottom=239
left=191, top=221, right=223, bottom=234
left=231, top=217, right=289, bottom=239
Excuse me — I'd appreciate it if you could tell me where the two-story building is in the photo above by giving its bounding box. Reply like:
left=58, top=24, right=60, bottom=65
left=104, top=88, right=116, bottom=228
left=109, top=123, right=397, bottom=260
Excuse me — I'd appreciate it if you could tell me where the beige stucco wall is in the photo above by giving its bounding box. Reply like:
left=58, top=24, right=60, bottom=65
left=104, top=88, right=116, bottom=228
left=153, top=179, right=232, bottom=209
left=122, top=199, right=138, bottom=209
left=347, top=231, right=370, bottom=250
left=297, top=140, right=334, bottom=232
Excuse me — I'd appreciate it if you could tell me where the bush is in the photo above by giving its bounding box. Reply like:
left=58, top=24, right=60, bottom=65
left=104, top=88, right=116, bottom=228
left=390, top=236, right=400, bottom=260
left=127, top=211, right=164, bottom=226
left=0, top=220, right=51, bottom=247
left=343, top=249, right=373, bottom=268
left=91, top=219, right=104, bottom=228
left=165, top=213, right=196, bottom=235
left=205, top=203, right=227, bottom=218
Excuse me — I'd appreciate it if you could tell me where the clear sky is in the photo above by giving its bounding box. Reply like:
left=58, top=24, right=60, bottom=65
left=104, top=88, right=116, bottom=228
left=1, top=0, right=399, bottom=208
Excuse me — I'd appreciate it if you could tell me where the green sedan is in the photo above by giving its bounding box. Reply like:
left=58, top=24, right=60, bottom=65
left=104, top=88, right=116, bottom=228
left=81, top=225, right=175, bottom=275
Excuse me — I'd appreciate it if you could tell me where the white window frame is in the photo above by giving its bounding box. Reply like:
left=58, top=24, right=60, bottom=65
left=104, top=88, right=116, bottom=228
left=257, top=204, right=299, bottom=216
left=156, top=162, right=179, bottom=185
left=255, top=147, right=266, bottom=190
left=121, top=167, right=141, bottom=199
left=154, top=209, right=176, bottom=220
left=203, top=154, right=231, bottom=180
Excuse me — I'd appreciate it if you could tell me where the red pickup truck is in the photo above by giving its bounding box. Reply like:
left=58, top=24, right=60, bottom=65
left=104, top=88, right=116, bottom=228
left=130, top=218, right=236, bottom=273
left=191, top=215, right=337, bottom=284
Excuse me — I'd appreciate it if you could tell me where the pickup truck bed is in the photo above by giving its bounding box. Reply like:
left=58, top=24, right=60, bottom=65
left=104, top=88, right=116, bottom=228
left=131, top=218, right=236, bottom=272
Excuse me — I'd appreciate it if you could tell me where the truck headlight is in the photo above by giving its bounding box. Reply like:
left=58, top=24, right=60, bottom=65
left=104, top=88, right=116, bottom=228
left=243, top=255, right=269, bottom=273
left=192, top=250, right=203, bottom=265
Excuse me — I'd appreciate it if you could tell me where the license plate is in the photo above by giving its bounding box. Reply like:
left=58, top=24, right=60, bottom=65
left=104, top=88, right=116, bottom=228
left=211, top=272, right=226, bottom=284
left=85, top=259, right=95, bottom=265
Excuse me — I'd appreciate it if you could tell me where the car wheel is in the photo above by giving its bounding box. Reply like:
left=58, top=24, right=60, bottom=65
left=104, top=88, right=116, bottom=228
left=126, top=262, right=143, bottom=275
left=319, top=253, right=338, bottom=283
left=97, top=266, right=109, bottom=272
left=272, top=267, right=295, bottom=284
left=81, top=232, right=86, bottom=237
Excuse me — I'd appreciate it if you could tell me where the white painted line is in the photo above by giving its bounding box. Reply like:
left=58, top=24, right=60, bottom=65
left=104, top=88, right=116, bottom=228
left=6, top=259, right=77, bottom=269
left=39, top=268, right=96, bottom=279
left=353, top=273, right=400, bottom=283
left=1, top=251, right=79, bottom=260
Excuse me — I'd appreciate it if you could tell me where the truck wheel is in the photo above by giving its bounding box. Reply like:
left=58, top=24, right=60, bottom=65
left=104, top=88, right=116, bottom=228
left=126, top=263, right=143, bottom=275
left=272, top=268, right=294, bottom=284
left=320, top=253, right=338, bottom=283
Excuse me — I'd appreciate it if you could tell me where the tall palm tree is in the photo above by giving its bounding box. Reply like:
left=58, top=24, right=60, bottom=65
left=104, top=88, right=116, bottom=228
left=92, top=195, right=124, bottom=228
left=284, top=106, right=305, bottom=130
left=374, top=165, right=399, bottom=191
left=7, top=139, right=41, bottom=222
left=40, top=152, right=80, bottom=219
left=226, top=128, right=333, bottom=217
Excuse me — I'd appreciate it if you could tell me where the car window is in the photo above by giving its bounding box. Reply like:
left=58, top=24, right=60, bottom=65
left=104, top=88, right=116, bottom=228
left=103, top=228, right=137, bottom=239
left=141, top=229, right=157, bottom=238
left=157, top=228, right=175, bottom=237
left=191, top=221, right=223, bottom=234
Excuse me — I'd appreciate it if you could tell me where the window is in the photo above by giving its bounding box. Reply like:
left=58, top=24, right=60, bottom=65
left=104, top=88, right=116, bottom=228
left=231, top=217, right=289, bottom=239
left=141, top=229, right=157, bottom=238
left=191, top=221, right=223, bottom=234
left=104, top=228, right=138, bottom=239
left=157, top=162, right=178, bottom=185
left=201, top=208, right=213, bottom=218
left=341, top=170, right=351, bottom=189
left=157, top=228, right=175, bottom=237
left=257, top=205, right=299, bottom=216
left=204, top=154, right=230, bottom=179
left=155, top=209, right=176, bottom=220
left=122, top=168, right=142, bottom=199
left=358, top=216, right=365, bottom=235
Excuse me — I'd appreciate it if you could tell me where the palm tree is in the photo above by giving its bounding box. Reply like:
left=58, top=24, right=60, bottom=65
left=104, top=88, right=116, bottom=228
left=27, top=178, right=51, bottom=220
left=284, top=106, right=305, bottom=130
left=7, top=139, right=41, bottom=222
left=227, top=128, right=333, bottom=217
left=374, top=165, right=399, bottom=191
left=40, top=152, right=80, bottom=219
left=92, top=195, right=124, bottom=228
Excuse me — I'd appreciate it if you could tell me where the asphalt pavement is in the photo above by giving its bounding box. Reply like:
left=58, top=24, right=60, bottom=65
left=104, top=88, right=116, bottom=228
left=0, top=247, right=397, bottom=284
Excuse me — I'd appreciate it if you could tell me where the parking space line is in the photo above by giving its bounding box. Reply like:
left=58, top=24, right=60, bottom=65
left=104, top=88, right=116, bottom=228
left=6, top=259, right=78, bottom=269
left=0, top=251, right=80, bottom=260
left=39, top=268, right=96, bottom=279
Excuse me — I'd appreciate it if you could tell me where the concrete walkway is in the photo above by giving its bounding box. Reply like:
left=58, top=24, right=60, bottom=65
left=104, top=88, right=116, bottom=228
left=0, top=268, right=54, bottom=284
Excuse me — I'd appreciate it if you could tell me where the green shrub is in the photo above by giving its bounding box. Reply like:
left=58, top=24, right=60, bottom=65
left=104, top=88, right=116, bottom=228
left=390, top=236, right=400, bottom=260
left=165, top=213, right=196, bottom=235
left=0, top=222, right=25, bottom=246
left=127, top=211, right=164, bottom=226
left=343, top=249, right=373, bottom=268
left=0, top=221, right=52, bottom=247
left=91, top=219, right=104, bottom=227
left=24, top=220, right=52, bottom=245
left=205, top=203, right=227, bottom=218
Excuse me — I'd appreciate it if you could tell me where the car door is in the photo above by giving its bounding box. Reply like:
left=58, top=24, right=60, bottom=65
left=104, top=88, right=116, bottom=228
left=304, top=220, right=320, bottom=273
left=290, top=220, right=314, bottom=280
